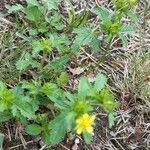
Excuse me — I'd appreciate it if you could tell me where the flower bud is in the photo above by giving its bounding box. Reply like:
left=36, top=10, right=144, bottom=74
left=128, top=0, right=137, bottom=7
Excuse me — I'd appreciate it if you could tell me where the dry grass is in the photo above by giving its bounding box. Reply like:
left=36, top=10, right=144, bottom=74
left=90, top=1, right=150, bottom=149
left=0, top=25, right=21, bottom=83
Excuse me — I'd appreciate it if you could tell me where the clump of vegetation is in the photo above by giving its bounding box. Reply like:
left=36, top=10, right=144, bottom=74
left=0, top=74, right=117, bottom=144
left=130, top=51, right=150, bottom=104
left=0, top=0, right=137, bottom=147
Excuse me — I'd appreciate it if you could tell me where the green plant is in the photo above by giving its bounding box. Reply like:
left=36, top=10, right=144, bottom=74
left=0, top=74, right=117, bottom=145
left=93, top=0, right=137, bottom=63
left=129, top=51, right=150, bottom=103
left=6, top=0, right=137, bottom=72
left=0, top=133, right=4, bottom=150
left=0, top=0, right=138, bottom=147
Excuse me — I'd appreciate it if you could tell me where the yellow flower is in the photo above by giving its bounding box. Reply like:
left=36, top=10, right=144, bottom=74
left=76, top=114, right=96, bottom=135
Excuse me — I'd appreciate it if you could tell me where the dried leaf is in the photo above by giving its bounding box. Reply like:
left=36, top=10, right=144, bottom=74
left=69, top=67, right=85, bottom=76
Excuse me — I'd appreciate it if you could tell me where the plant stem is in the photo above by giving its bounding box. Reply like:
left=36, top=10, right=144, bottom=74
left=98, top=34, right=114, bottom=65
left=41, top=51, right=46, bottom=69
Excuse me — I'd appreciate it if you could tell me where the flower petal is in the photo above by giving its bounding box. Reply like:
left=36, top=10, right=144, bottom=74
left=86, top=126, right=93, bottom=134
left=90, top=115, right=96, bottom=122
left=76, top=118, right=82, bottom=124
left=77, top=127, right=83, bottom=134
left=82, top=114, right=89, bottom=119
left=75, top=114, right=96, bottom=135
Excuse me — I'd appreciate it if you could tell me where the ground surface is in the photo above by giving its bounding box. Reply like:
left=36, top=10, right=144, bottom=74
left=0, top=0, right=150, bottom=150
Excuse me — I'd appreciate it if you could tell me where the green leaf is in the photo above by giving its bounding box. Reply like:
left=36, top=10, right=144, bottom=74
left=91, top=36, right=100, bottom=52
left=16, top=60, right=31, bottom=71
left=6, top=4, right=24, bottom=13
left=0, top=102, right=8, bottom=112
left=73, top=27, right=93, bottom=46
left=49, top=33, right=70, bottom=53
left=0, top=133, right=4, bottom=150
left=68, top=11, right=88, bottom=29
left=16, top=33, right=31, bottom=42
left=50, top=54, right=69, bottom=71
left=16, top=52, right=32, bottom=71
left=99, top=89, right=118, bottom=112
left=42, top=83, right=58, bottom=98
left=83, top=131, right=93, bottom=144
left=13, top=96, right=36, bottom=119
left=26, top=0, right=39, bottom=6
left=64, top=92, right=74, bottom=102
left=25, top=6, right=42, bottom=22
left=119, top=25, right=134, bottom=34
left=94, top=74, right=107, bottom=92
left=21, top=80, right=40, bottom=95
left=50, top=122, right=66, bottom=145
left=42, top=83, right=66, bottom=108
left=50, top=44, right=80, bottom=71
left=108, top=112, right=116, bottom=128
left=0, top=85, right=15, bottom=112
left=78, top=77, right=91, bottom=99
left=119, top=34, right=128, bottom=47
left=44, top=0, right=61, bottom=10
left=32, top=39, right=52, bottom=56
left=45, top=12, right=65, bottom=30
left=32, top=41, right=43, bottom=57
left=93, top=7, right=110, bottom=22
left=37, top=22, right=48, bottom=33
left=29, top=29, right=38, bottom=36
left=127, top=10, right=138, bottom=23
left=57, top=72, right=69, bottom=85
left=0, top=111, right=12, bottom=123
left=42, top=129, right=51, bottom=144
left=26, top=124, right=43, bottom=135
left=65, top=111, right=76, bottom=130
left=0, top=81, right=5, bottom=91
left=49, top=112, right=68, bottom=145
